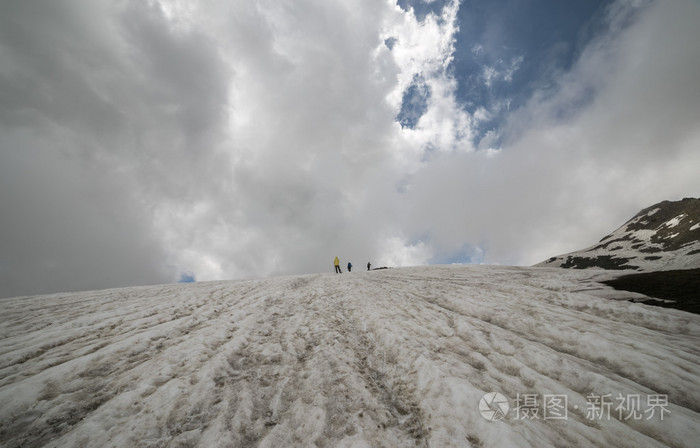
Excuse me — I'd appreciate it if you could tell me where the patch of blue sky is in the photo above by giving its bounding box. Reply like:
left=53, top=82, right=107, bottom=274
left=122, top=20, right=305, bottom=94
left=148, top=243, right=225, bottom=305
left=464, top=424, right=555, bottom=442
left=397, top=0, right=452, bottom=23
left=405, top=231, right=484, bottom=265
left=449, top=0, right=611, bottom=146
left=397, top=75, right=431, bottom=129
left=430, top=243, right=485, bottom=265
left=179, top=272, right=196, bottom=283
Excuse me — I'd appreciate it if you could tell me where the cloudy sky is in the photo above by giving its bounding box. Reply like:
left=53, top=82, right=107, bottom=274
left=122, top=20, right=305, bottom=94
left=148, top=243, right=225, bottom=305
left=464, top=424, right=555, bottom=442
left=1, top=0, right=699, bottom=298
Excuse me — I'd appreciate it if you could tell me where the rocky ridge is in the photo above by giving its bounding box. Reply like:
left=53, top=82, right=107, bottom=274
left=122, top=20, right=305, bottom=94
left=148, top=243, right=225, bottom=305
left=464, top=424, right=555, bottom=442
left=537, top=198, right=700, bottom=271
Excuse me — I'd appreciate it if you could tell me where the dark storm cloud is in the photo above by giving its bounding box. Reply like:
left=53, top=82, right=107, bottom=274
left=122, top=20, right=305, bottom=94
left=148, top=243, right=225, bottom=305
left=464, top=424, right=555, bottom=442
left=0, top=0, right=231, bottom=297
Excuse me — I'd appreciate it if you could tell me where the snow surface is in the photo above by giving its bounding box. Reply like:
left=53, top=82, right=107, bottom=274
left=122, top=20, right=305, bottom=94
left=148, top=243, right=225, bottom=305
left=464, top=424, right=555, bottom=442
left=1, top=265, right=699, bottom=447
left=690, top=223, right=700, bottom=232
left=662, top=215, right=686, bottom=229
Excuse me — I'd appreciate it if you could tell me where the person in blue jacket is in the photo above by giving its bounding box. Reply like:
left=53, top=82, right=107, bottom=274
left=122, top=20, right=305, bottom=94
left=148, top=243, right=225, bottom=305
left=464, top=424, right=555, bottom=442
left=347, top=262, right=352, bottom=272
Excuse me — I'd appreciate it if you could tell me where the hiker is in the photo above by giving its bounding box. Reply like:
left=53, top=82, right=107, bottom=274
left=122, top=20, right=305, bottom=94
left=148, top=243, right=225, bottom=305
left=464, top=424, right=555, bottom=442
left=347, top=262, right=352, bottom=272
left=334, top=256, right=342, bottom=273
left=367, top=262, right=371, bottom=271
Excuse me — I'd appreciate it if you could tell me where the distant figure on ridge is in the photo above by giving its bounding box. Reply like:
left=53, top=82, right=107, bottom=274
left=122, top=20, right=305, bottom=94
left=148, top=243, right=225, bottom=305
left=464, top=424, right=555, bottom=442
left=347, top=262, right=352, bottom=272
left=367, top=262, right=371, bottom=271
left=334, top=256, right=342, bottom=273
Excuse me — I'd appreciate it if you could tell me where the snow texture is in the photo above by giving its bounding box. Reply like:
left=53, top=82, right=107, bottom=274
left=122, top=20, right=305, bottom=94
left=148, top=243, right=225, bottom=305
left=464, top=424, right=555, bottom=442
left=1, top=265, right=699, bottom=447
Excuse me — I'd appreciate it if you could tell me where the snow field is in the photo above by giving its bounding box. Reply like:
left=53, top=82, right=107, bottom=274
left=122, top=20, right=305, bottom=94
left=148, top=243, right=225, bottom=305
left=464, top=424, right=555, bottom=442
left=0, top=265, right=698, bottom=447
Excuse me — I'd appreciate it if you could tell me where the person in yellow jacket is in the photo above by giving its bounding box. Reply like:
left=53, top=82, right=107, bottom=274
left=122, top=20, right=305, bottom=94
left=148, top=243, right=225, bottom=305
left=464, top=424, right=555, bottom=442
left=334, top=256, right=342, bottom=273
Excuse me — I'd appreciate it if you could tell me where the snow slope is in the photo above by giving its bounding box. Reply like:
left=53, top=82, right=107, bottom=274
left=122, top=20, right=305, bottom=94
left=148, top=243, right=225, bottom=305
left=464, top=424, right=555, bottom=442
left=1, top=265, right=699, bottom=447
left=537, top=198, right=700, bottom=271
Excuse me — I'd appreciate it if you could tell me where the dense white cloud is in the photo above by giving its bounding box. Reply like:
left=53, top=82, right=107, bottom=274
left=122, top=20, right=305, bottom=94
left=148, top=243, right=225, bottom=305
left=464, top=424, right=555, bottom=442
left=1, top=0, right=698, bottom=297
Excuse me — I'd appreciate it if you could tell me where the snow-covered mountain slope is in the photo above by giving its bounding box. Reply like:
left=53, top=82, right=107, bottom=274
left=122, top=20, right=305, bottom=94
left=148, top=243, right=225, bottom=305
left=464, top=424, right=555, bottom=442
left=1, top=265, right=698, bottom=447
left=537, top=198, right=700, bottom=271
